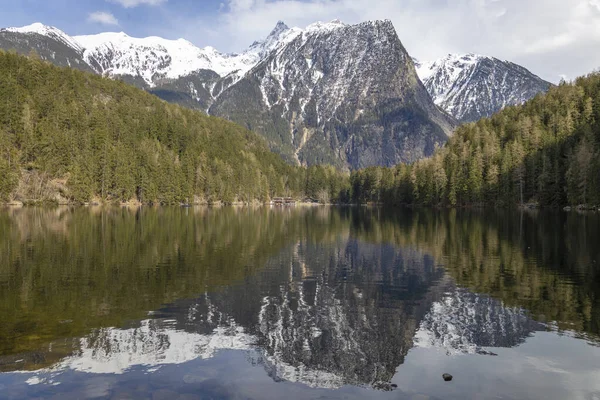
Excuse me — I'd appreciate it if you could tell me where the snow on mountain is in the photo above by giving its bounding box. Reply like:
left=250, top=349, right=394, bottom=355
left=1, top=19, right=381, bottom=90
left=2, top=22, right=83, bottom=53
left=73, top=32, right=259, bottom=86
left=1, top=21, right=304, bottom=88
left=211, top=19, right=455, bottom=168
left=70, top=20, right=319, bottom=88
left=415, top=53, right=487, bottom=109
left=3, top=22, right=551, bottom=126
left=415, top=53, right=552, bottom=122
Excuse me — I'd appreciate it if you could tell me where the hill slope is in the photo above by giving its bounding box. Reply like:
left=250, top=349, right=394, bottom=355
left=350, top=73, right=600, bottom=208
left=0, top=51, right=311, bottom=204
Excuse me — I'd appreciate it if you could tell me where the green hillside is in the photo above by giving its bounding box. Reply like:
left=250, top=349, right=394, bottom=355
left=350, top=74, right=600, bottom=208
left=0, top=51, right=348, bottom=204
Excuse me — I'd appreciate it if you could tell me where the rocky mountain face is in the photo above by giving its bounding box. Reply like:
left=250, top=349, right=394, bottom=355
left=0, top=23, right=94, bottom=73
left=210, top=20, right=455, bottom=167
left=0, top=20, right=456, bottom=169
left=415, top=53, right=552, bottom=122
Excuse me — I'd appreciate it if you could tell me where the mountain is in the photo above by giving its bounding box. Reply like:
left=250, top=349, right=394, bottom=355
left=210, top=20, right=456, bottom=168
left=0, top=23, right=94, bottom=73
left=0, top=51, right=313, bottom=205
left=415, top=53, right=552, bottom=122
left=0, top=20, right=456, bottom=169
left=0, top=22, right=558, bottom=168
left=73, top=33, right=258, bottom=87
left=350, top=70, right=600, bottom=208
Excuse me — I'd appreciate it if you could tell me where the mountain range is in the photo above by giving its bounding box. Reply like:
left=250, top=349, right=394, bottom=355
left=414, top=53, right=552, bottom=122
left=0, top=21, right=552, bottom=168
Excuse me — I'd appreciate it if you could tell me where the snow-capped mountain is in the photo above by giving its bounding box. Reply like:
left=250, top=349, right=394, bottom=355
left=72, top=31, right=287, bottom=87
left=210, top=19, right=456, bottom=167
left=4, top=22, right=82, bottom=52
left=415, top=53, right=552, bottom=122
left=1, top=23, right=257, bottom=86
left=3, top=22, right=551, bottom=167
left=1, top=19, right=457, bottom=168
left=0, top=23, right=93, bottom=73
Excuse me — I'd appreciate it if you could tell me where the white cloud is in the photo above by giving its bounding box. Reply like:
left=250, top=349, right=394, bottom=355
left=88, top=11, right=119, bottom=26
left=168, top=0, right=600, bottom=83
left=108, top=0, right=167, bottom=8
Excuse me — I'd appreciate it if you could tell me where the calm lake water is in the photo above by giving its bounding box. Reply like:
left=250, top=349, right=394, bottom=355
left=0, top=206, right=599, bottom=400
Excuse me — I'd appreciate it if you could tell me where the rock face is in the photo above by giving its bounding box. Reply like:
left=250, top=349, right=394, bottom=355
left=0, top=23, right=94, bottom=73
left=211, top=20, right=455, bottom=167
left=0, top=20, right=455, bottom=169
left=415, top=54, right=552, bottom=123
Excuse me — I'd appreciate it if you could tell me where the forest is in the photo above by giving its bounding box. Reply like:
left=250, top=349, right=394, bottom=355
left=351, top=74, right=600, bottom=208
left=1, top=50, right=599, bottom=208
left=0, top=51, right=349, bottom=205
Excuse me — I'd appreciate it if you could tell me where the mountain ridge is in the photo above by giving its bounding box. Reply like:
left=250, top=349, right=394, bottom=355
left=0, top=20, right=550, bottom=168
left=209, top=19, right=456, bottom=167
left=415, top=53, right=552, bottom=122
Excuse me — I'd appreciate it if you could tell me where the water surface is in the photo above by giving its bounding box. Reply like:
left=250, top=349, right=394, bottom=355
left=0, top=207, right=599, bottom=399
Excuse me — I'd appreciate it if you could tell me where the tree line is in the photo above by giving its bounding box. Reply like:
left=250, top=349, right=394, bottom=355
left=350, top=74, right=600, bottom=208
left=0, top=51, right=349, bottom=205
left=2, top=50, right=599, bottom=208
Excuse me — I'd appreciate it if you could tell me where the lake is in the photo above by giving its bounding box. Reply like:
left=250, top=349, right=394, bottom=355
left=0, top=206, right=599, bottom=400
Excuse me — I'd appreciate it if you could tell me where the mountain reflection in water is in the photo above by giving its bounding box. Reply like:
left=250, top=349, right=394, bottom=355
left=0, top=207, right=599, bottom=399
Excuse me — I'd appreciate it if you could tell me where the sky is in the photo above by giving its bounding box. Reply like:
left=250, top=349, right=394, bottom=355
left=1, top=0, right=600, bottom=83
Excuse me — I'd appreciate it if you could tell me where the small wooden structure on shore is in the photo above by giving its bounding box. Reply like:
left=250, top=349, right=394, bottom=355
left=271, top=197, right=296, bottom=206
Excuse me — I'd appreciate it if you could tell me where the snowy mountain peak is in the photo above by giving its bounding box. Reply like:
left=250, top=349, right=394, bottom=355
left=211, top=18, right=455, bottom=167
left=305, top=19, right=348, bottom=33
left=416, top=52, right=551, bottom=122
left=2, top=22, right=83, bottom=53
left=3, top=22, right=51, bottom=34
left=72, top=31, right=264, bottom=86
left=269, top=21, right=290, bottom=37
left=416, top=53, right=485, bottom=82
left=251, top=21, right=297, bottom=51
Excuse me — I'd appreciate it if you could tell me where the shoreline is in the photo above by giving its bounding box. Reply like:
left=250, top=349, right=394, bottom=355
left=3, top=201, right=599, bottom=212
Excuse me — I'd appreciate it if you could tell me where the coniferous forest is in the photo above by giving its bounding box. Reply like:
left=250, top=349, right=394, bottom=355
left=1, top=50, right=599, bottom=208
left=0, top=51, right=349, bottom=205
left=350, top=75, right=600, bottom=208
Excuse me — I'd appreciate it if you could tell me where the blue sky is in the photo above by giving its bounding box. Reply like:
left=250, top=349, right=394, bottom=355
left=0, top=0, right=222, bottom=42
left=2, top=0, right=600, bottom=82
